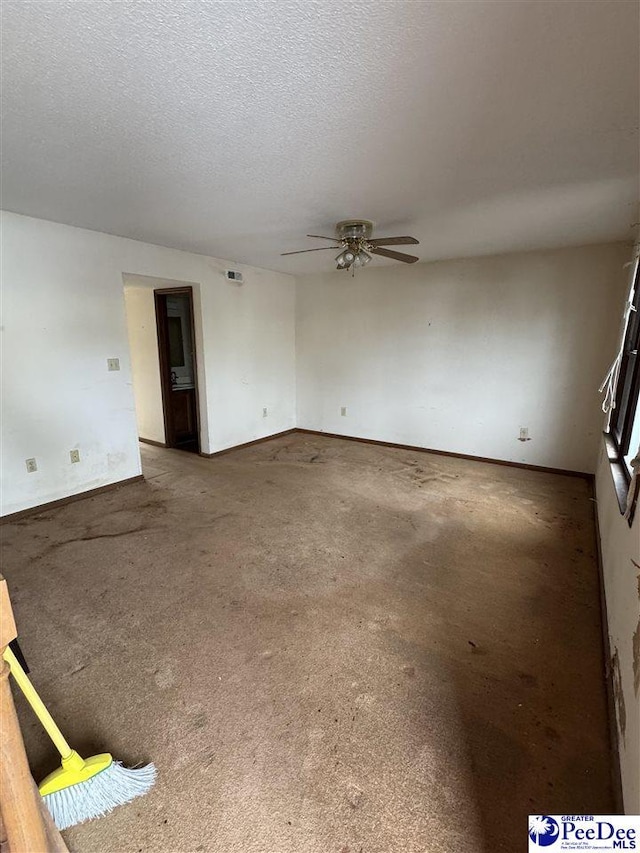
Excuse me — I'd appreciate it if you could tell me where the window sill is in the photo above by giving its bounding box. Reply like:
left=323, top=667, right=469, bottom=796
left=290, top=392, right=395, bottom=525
left=603, top=432, right=631, bottom=516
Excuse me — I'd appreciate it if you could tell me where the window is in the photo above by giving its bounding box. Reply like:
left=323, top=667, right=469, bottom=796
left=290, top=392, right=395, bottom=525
left=603, top=252, right=640, bottom=518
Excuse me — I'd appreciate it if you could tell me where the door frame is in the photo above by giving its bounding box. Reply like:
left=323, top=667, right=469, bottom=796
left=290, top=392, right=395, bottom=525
left=154, top=286, right=201, bottom=452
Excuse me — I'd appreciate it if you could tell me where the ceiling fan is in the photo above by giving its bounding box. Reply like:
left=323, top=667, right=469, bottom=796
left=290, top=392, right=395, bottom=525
left=281, top=220, right=419, bottom=272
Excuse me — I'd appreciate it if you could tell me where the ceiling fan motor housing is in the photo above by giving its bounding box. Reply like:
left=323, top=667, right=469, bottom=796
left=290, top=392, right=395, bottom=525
left=336, top=220, right=374, bottom=242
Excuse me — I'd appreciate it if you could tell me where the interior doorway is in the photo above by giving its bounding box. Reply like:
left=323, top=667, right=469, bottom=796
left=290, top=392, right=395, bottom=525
left=155, top=287, right=200, bottom=453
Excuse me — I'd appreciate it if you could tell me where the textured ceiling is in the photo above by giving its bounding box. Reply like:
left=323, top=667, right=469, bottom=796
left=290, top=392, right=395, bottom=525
left=2, top=0, right=639, bottom=274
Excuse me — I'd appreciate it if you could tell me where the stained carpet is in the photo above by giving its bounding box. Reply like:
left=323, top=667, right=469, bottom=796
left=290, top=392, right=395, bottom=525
left=1, top=434, right=613, bottom=852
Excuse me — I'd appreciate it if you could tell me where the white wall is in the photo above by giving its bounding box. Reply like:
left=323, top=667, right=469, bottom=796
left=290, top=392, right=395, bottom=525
left=123, top=285, right=166, bottom=444
left=200, top=260, right=296, bottom=453
left=1, top=212, right=296, bottom=516
left=296, top=243, right=629, bottom=473
left=596, top=446, right=640, bottom=812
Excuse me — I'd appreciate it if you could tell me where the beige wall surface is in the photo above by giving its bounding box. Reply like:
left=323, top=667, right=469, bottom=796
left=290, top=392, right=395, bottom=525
left=296, top=243, right=630, bottom=473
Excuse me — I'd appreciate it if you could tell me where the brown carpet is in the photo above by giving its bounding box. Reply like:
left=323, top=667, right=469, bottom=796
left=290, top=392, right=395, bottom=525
left=1, top=434, right=613, bottom=852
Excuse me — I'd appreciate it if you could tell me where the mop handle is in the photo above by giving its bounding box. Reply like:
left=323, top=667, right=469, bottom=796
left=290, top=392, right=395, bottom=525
left=2, top=646, right=73, bottom=760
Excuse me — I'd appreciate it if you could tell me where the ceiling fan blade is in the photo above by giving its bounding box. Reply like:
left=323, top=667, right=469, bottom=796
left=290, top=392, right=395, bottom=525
left=371, top=247, right=419, bottom=263
left=280, top=247, right=337, bottom=256
left=306, top=234, right=341, bottom=241
left=368, top=236, right=419, bottom=246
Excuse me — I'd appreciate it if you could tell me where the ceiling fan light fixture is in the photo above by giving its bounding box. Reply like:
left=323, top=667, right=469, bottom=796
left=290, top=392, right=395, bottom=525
left=355, top=250, right=372, bottom=267
left=336, top=249, right=357, bottom=268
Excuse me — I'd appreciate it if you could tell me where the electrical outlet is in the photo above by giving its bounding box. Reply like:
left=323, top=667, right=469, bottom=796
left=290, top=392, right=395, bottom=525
left=25, top=458, right=37, bottom=473
left=107, top=358, right=120, bottom=371
left=263, top=407, right=268, bottom=417
left=341, top=407, right=347, bottom=417
left=519, top=427, right=531, bottom=442
left=70, top=449, right=80, bottom=463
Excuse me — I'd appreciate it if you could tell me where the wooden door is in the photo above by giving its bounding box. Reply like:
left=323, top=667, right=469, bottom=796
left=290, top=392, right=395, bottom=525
left=155, top=287, right=200, bottom=453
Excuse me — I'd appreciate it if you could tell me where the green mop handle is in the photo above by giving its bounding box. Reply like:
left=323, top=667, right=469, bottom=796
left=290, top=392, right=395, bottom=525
left=2, top=646, right=73, bottom=760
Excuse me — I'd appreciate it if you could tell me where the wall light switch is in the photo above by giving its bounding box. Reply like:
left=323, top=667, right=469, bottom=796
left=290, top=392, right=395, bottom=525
left=70, top=449, right=80, bottom=463
left=107, top=358, right=120, bottom=371
left=519, top=427, right=530, bottom=442
left=341, top=407, right=347, bottom=417
left=263, top=407, right=268, bottom=417
left=25, top=458, right=37, bottom=473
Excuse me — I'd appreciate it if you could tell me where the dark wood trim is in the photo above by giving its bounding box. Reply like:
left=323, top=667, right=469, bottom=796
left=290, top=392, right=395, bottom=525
left=609, top=257, right=640, bottom=457
left=591, top=477, right=625, bottom=813
left=622, top=353, right=640, bottom=456
left=138, top=437, right=167, bottom=448
left=0, top=476, right=144, bottom=524
left=200, top=429, right=297, bottom=458
left=603, top=432, right=631, bottom=516
left=155, top=289, right=172, bottom=446
left=144, top=428, right=595, bottom=481
left=295, top=429, right=594, bottom=479
left=154, top=286, right=201, bottom=453
left=189, top=427, right=593, bottom=478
